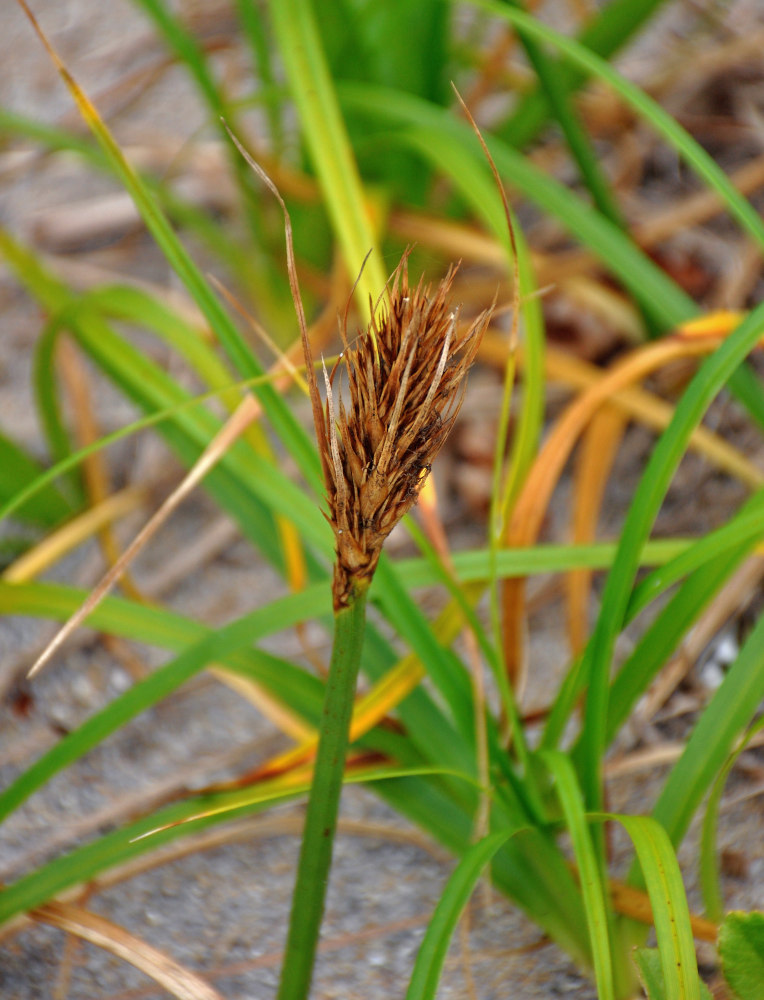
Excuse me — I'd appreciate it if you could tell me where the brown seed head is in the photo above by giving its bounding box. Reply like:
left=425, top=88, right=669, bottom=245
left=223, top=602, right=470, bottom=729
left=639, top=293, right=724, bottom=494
left=311, top=253, right=492, bottom=608
left=223, top=117, right=506, bottom=613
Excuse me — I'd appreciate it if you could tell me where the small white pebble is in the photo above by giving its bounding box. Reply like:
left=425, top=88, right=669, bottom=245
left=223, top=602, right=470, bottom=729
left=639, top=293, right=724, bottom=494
left=71, top=674, right=96, bottom=706
left=700, top=661, right=726, bottom=691
left=715, top=633, right=739, bottom=665
left=111, top=668, right=131, bottom=693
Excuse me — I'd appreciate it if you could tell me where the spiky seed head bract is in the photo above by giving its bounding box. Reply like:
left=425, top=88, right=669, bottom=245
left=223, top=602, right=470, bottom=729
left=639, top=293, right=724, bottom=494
left=305, top=252, right=492, bottom=609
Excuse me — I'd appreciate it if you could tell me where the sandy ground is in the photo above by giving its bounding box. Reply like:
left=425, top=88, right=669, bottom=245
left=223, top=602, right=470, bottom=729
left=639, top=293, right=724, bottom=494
left=1, top=1, right=764, bottom=998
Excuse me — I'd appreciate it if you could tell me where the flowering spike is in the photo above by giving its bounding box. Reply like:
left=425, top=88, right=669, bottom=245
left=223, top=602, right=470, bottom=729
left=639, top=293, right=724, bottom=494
left=307, top=253, right=493, bottom=608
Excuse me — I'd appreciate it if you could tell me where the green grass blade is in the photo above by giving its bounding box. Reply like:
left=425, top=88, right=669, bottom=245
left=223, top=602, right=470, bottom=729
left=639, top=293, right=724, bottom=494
left=81, top=285, right=238, bottom=393
left=0, top=577, right=423, bottom=768
left=403, top=517, right=532, bottom=777
left=0, top=763, right=475, bottom=932
left=350, top=86, right=550, bottom=522
left=369, top=784, right=604, bottom=997
left=397, top=538, right=686, bottom=586
left=1, top=234, right=505, bottom=783
left=0, top=778, right=308, bottom=928
left=0, top=242, right=328, bottom=568
left=600, top=814, right=701, bottom=1000
left=499, top=0, right=669, bottom=147
left=0, top=430, right=73, bottom=528
left=31, top=314, right=85, bottom=504
left=130, top=0, right=276, bottom=261
left=403, top=521, right=500, bottom=681
left=0, top=587, right=327, bottom=825
left=627, top=493, right=764, bottom=620
left=646, top=606, right=764, bottom=854
left=0, top=108, right=109, bottom=165
left=10, top=26, right=321, bottom=489
left=315, top=0, right=450, bottom=204
left=634, top=949, right=714, bottom=1000
left=30, top=281, right=249, bottom=504
left=70, top=309, right=325, bottom=560
left=405, top=830, right=514, bottom=1000
left=0, top=108, right=260, bottom=295
left=500, top=212, right=546, bottom=519
left=540, top=651, right=587, bottom=751
left=349, top=0, right=449, bottom=104
left=132, top=0, right=226, bottom=117
left=490, top=826, right=592, bottom=966
left=472, top=0, right=764, bottom=253
left=542, top=751, right=616, bottom=1000
left=268, top=0, right=386, bottom=318
left=0, top=372, right=279, bottom=528
left=339, top=84, right=696, bottom=328
left=0, top=570, right=594, bottom=962
left=40, top=58, right=255, bottom=383
left=699, top=716, right=764, bottom=923
left=634, top=949, right=669, bottom=1000
left=0, top=361, right=694, bottom=580
left=605, top=542, right=756, bottom=748
left=0, top=580, right=225, bottom=646
left=578, top=303, right=764, bottom=815
left=546, top=520, right=751, bottom=755
left=501, top=0, right=626, bottom=233
left=234, top=0, right=284, bottom=152
left=373, top=558, right=476, bottom=746
left=727, top=360, right=764, bottom=432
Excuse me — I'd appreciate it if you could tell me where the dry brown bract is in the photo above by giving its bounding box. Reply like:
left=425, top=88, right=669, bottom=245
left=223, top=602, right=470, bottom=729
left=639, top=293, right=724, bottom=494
left=305, top=253, right=493, bottom=609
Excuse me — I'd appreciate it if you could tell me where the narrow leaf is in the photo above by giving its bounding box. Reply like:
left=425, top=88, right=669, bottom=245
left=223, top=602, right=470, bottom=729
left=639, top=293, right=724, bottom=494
left=406, top=831, right=515, bottom=1000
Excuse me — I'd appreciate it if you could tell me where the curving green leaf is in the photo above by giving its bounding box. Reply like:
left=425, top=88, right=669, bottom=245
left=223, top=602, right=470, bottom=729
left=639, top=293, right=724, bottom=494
left=598, top=813, right=701, bottom=1000
left=405, top=830, right=515, bottom=1000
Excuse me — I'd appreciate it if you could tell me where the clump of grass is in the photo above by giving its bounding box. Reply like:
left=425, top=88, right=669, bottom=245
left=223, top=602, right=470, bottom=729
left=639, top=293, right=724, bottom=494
left=2, top=1, right=764, bottom=999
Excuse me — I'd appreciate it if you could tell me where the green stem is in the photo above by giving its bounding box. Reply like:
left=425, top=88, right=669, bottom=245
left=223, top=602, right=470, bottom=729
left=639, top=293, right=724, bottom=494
left=277, top=578, right=370, bottom=1000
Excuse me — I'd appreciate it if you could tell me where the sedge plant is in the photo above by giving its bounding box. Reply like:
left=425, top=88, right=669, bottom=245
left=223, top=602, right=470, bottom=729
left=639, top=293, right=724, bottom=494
left=238, top=137, right=492, bottom=996
left=278, top=246, right=491, bottom=997
left=2, top=2, right=764, bottom=999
